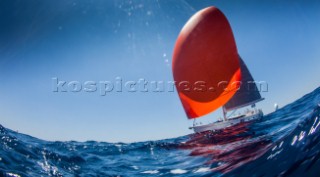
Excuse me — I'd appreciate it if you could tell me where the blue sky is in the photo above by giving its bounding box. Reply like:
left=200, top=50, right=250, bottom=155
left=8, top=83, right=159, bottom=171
left=0, top=0, right=320, bottom=142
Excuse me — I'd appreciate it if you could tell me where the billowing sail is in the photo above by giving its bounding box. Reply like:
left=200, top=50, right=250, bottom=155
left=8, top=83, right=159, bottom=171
left=172, top=7, right=241, bottom=119
left=223, top=57, right=264, bottom=112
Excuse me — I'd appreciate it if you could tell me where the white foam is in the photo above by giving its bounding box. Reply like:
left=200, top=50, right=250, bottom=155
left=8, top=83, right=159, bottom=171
left=131, top=166, right=139, bottom=170
left=194, top=167, right=211, bottom=173
left=6, top=173, right=21, bottom=177
left=291, top=135, right=298, bottom=145
left=141, top=170, right=159, bottom=174
left=170, top=169, right=187, bottom=174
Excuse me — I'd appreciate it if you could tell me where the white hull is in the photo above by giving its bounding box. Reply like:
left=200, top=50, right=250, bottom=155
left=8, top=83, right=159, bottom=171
left=190, top=109, right=263, bottom=133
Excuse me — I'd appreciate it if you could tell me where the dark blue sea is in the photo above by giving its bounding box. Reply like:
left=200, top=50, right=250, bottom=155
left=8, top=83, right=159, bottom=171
left=1, top=87, right=320, bottom=177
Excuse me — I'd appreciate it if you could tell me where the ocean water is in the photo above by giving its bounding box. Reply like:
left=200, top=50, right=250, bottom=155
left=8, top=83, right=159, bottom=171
left=1, top=87, right=320, bottom=177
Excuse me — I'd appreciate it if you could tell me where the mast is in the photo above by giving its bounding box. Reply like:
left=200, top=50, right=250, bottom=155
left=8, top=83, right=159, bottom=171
left=222, top=107, right=227, bottom=121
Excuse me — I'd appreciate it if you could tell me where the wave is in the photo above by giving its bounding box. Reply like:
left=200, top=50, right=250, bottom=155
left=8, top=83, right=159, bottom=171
left=1, top=87, right=320, bottom=176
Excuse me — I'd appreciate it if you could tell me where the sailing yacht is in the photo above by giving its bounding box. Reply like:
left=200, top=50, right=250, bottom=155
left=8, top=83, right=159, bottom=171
left=172, top=6, right=264, bottom=133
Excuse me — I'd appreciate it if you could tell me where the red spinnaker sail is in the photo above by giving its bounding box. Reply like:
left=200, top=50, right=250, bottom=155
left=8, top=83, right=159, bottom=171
left=172, top=7, right=241, bottom=119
